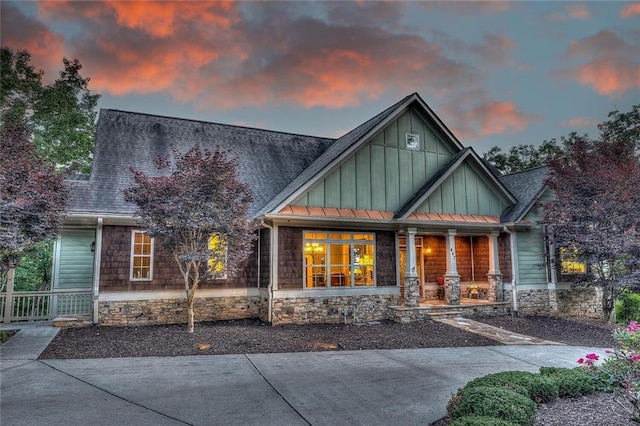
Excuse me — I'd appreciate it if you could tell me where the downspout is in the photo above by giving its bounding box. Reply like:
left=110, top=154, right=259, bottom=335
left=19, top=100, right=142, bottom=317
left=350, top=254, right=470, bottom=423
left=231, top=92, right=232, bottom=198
left=92, top=218, right=103, bottom=324
left=503, top=226, right=518, bottom=316
left=261, top=220, right=274, bottom=323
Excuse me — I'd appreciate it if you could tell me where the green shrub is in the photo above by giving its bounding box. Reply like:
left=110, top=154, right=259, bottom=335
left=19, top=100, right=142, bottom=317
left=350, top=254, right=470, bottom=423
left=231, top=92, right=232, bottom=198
left=448, top=386, right=537, bottom=426
left=616, top=292, right=640, bottom=324
left=449, top=415, right=519, bottom=426
left=462, top=370, right=559, bottom=403
left=539, top=366, right=595, bottom=397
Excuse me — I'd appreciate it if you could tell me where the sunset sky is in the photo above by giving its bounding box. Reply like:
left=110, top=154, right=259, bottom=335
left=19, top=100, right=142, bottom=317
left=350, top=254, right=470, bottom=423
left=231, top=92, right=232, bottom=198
left=2, top=1, right=639, bottom=154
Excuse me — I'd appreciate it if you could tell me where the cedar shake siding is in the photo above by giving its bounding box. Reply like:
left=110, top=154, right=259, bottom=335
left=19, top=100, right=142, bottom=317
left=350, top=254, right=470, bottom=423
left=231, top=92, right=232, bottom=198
left=422, top=236, right=446, bottom=283
left=99, top=225, right=258, bottom=291
left=277, top=227, right=304, bottom=289
left=499, top=233, right=512, bottom=283
left=259, top=228, right=270, bottom=288
left=375, top=231, right=396, bottom=287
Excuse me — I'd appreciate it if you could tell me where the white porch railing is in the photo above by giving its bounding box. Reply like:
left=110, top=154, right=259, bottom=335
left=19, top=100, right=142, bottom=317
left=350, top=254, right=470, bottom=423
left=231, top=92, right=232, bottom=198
left=1, top=290, right=93, bottom=323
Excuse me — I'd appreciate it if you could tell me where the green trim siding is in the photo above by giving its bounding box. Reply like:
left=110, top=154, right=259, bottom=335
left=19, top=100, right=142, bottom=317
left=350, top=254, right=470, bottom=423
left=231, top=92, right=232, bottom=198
left=56, top=229, right=95, bottom=289
left=515, top=189, right=552, bottom=284
left=418, top=161, right=505, bottom=216
left=293, top=108, right=455, bottom=211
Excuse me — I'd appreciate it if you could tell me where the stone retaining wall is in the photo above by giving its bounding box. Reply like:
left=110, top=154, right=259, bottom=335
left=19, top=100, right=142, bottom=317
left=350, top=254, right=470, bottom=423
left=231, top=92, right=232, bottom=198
left=271, top=294, right=400, bottom=325
left=503, top=286, right=603, bottom=319
left=557, top=286, right=603, bottom=319
left=99, top=296, right=263, bottom=327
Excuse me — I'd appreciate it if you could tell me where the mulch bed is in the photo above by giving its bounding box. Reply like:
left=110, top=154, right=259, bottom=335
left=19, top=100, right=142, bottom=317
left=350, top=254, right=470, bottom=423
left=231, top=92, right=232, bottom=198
left=39, top=315, right=619, bottom=359
left=39, top=318, right=498, bottom=359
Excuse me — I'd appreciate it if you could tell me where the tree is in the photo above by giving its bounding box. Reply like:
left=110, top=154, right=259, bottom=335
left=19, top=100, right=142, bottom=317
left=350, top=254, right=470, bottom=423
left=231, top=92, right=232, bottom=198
left=543, top=125, right=640, bottom=322
left=1, top=46, right=100, bottom=172
left=483, top=139, right=565, bottom=174
left=123, top=145, right=258, bottom=332
left=0, top=122, right=69, bottom=291
left=599, top=104, right=639, bottom=153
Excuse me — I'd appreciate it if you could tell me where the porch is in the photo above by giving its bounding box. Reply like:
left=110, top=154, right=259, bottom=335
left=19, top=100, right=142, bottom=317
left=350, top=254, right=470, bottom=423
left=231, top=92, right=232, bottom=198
left=389, top=298, right=511, bottom=323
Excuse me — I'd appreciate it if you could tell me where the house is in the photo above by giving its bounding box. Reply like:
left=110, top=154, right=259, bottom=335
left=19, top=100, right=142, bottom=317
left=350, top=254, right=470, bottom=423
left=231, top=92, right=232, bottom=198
left=53, top=93, right=603, bottom=326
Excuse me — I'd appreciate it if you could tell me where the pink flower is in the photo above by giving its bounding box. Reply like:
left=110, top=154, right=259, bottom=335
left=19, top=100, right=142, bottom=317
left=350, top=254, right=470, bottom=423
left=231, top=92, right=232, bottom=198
left=605, top=349, right=612, bottom=354
left=627, top=321, right=640, bottom=332
left=586, top=353, right=599, bottom=360
left=630, top=354, right=640, bottom=362
left=577, top=358, right=584, bottom=364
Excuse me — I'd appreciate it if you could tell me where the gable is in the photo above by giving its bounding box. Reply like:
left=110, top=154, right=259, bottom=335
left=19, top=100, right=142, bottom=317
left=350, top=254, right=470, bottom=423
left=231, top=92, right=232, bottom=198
left=417, top=159, right=509, bottom=216
left=292, top=108, right=457, bottom=212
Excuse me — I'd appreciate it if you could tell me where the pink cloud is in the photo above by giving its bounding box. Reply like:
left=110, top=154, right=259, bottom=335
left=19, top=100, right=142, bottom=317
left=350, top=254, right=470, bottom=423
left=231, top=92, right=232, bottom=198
left=559, top=30, right=640, bottom=96
left=419, top=1, right=511, bottom=15
left=621, top=3, right=640, bottom=18
left=3, top=0, right=525, bottom=122
left=566, top=4, right=590, bottom=20
left=0, top=3, right=65, bottom=81
left=562, top=117, right=600, bottom=128
left=442, top=91, right=542, bottom=139
left=474, top=34, right=516, bottom=66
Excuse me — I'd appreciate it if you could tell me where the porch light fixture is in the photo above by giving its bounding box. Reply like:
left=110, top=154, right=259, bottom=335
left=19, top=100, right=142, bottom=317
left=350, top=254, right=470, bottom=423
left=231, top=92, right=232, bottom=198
left=426, top=247, right=432, bottom=255
left=91, top=241, right=96, bottom=252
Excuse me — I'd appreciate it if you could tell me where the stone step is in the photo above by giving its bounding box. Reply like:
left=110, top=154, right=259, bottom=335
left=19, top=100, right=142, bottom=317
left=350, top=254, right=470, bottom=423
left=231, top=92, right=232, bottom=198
left=52, top=316, right=92, bottom=328
left=425, top=311, right=463, bottom=319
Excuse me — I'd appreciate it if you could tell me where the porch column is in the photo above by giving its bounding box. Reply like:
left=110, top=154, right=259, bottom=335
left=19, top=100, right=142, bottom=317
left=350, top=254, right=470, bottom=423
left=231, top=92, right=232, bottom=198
left=487, top=231, right=503, bottom=302
left=404, top=228, right=419, bottom=307
left=444, top=229, right=460, bottom=305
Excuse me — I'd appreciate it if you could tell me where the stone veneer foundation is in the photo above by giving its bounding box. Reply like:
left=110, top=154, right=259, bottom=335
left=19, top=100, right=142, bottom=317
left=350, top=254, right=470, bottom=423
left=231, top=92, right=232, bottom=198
left=93, top=286, right=604, bottom=327
left=504, top=286, right=604, bottom=319
left=99, top=296, right=264, bottom=327
left=271, top=294, right=400, bottom=325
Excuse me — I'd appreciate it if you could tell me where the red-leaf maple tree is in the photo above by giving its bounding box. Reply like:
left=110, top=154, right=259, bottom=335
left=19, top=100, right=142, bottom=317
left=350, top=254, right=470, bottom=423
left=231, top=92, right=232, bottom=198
left=123, top=145, right=257, bottom=332
left=544, top=116, right=640, bottom=322
left=0, top=122, right=69, bottom=290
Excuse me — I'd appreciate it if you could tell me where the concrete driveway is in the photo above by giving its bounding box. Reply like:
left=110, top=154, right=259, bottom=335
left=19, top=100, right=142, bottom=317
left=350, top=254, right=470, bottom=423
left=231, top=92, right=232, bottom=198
left=1, top=343, right=605, bottom=426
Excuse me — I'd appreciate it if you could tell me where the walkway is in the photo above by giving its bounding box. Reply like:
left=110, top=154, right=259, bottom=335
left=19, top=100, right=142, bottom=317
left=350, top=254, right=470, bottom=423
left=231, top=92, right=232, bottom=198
left=1, top=320, right=604, bottom=426
left=435, top=317, right=564, bottom=345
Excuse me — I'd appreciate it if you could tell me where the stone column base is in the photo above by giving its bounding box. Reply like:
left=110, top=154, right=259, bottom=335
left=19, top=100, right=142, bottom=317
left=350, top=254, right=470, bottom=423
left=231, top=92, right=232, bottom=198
left=404, top=275, right=420, bottom=307
left=444, top=274, right=460, bottom=305
left=487, top=273, right=503, bottom=302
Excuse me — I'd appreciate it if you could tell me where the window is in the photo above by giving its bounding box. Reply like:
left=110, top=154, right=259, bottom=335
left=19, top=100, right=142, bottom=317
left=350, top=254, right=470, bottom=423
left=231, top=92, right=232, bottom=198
left=208, top=234, right=227, bottom=278
left=560, top=247, right=587, bottom=274
left=303, top=232, right=375, bottom=288
left=131, top=230, right=153, bottom=280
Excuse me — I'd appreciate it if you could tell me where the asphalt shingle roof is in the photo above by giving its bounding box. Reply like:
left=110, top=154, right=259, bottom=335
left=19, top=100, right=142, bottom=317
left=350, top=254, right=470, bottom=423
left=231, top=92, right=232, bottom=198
left=498, top=165, right=549, bottom=222
left=67, top=110, right=335, bottom=217
left=68, top=97, right=549, bottom=226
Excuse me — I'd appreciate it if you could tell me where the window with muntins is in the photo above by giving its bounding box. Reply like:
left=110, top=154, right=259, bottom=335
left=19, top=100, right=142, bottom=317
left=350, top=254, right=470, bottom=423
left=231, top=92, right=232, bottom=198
left=208, top=234, right=227, bottom=279
left=303, top=232, right=375, bottom=288
left=131, top=230, right=153, bottom=280
left=560, top=247, right=587, bottom=274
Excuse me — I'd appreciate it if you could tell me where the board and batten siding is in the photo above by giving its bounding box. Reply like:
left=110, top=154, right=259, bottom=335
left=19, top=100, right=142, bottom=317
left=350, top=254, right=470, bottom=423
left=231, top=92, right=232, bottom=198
left=54, top=228, right=95, bottom=289
left=515, top=189, right=554, bottom=284
left=294, top=108, right=454, bottom=212
left=417, top=161, right=507, bottom=216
